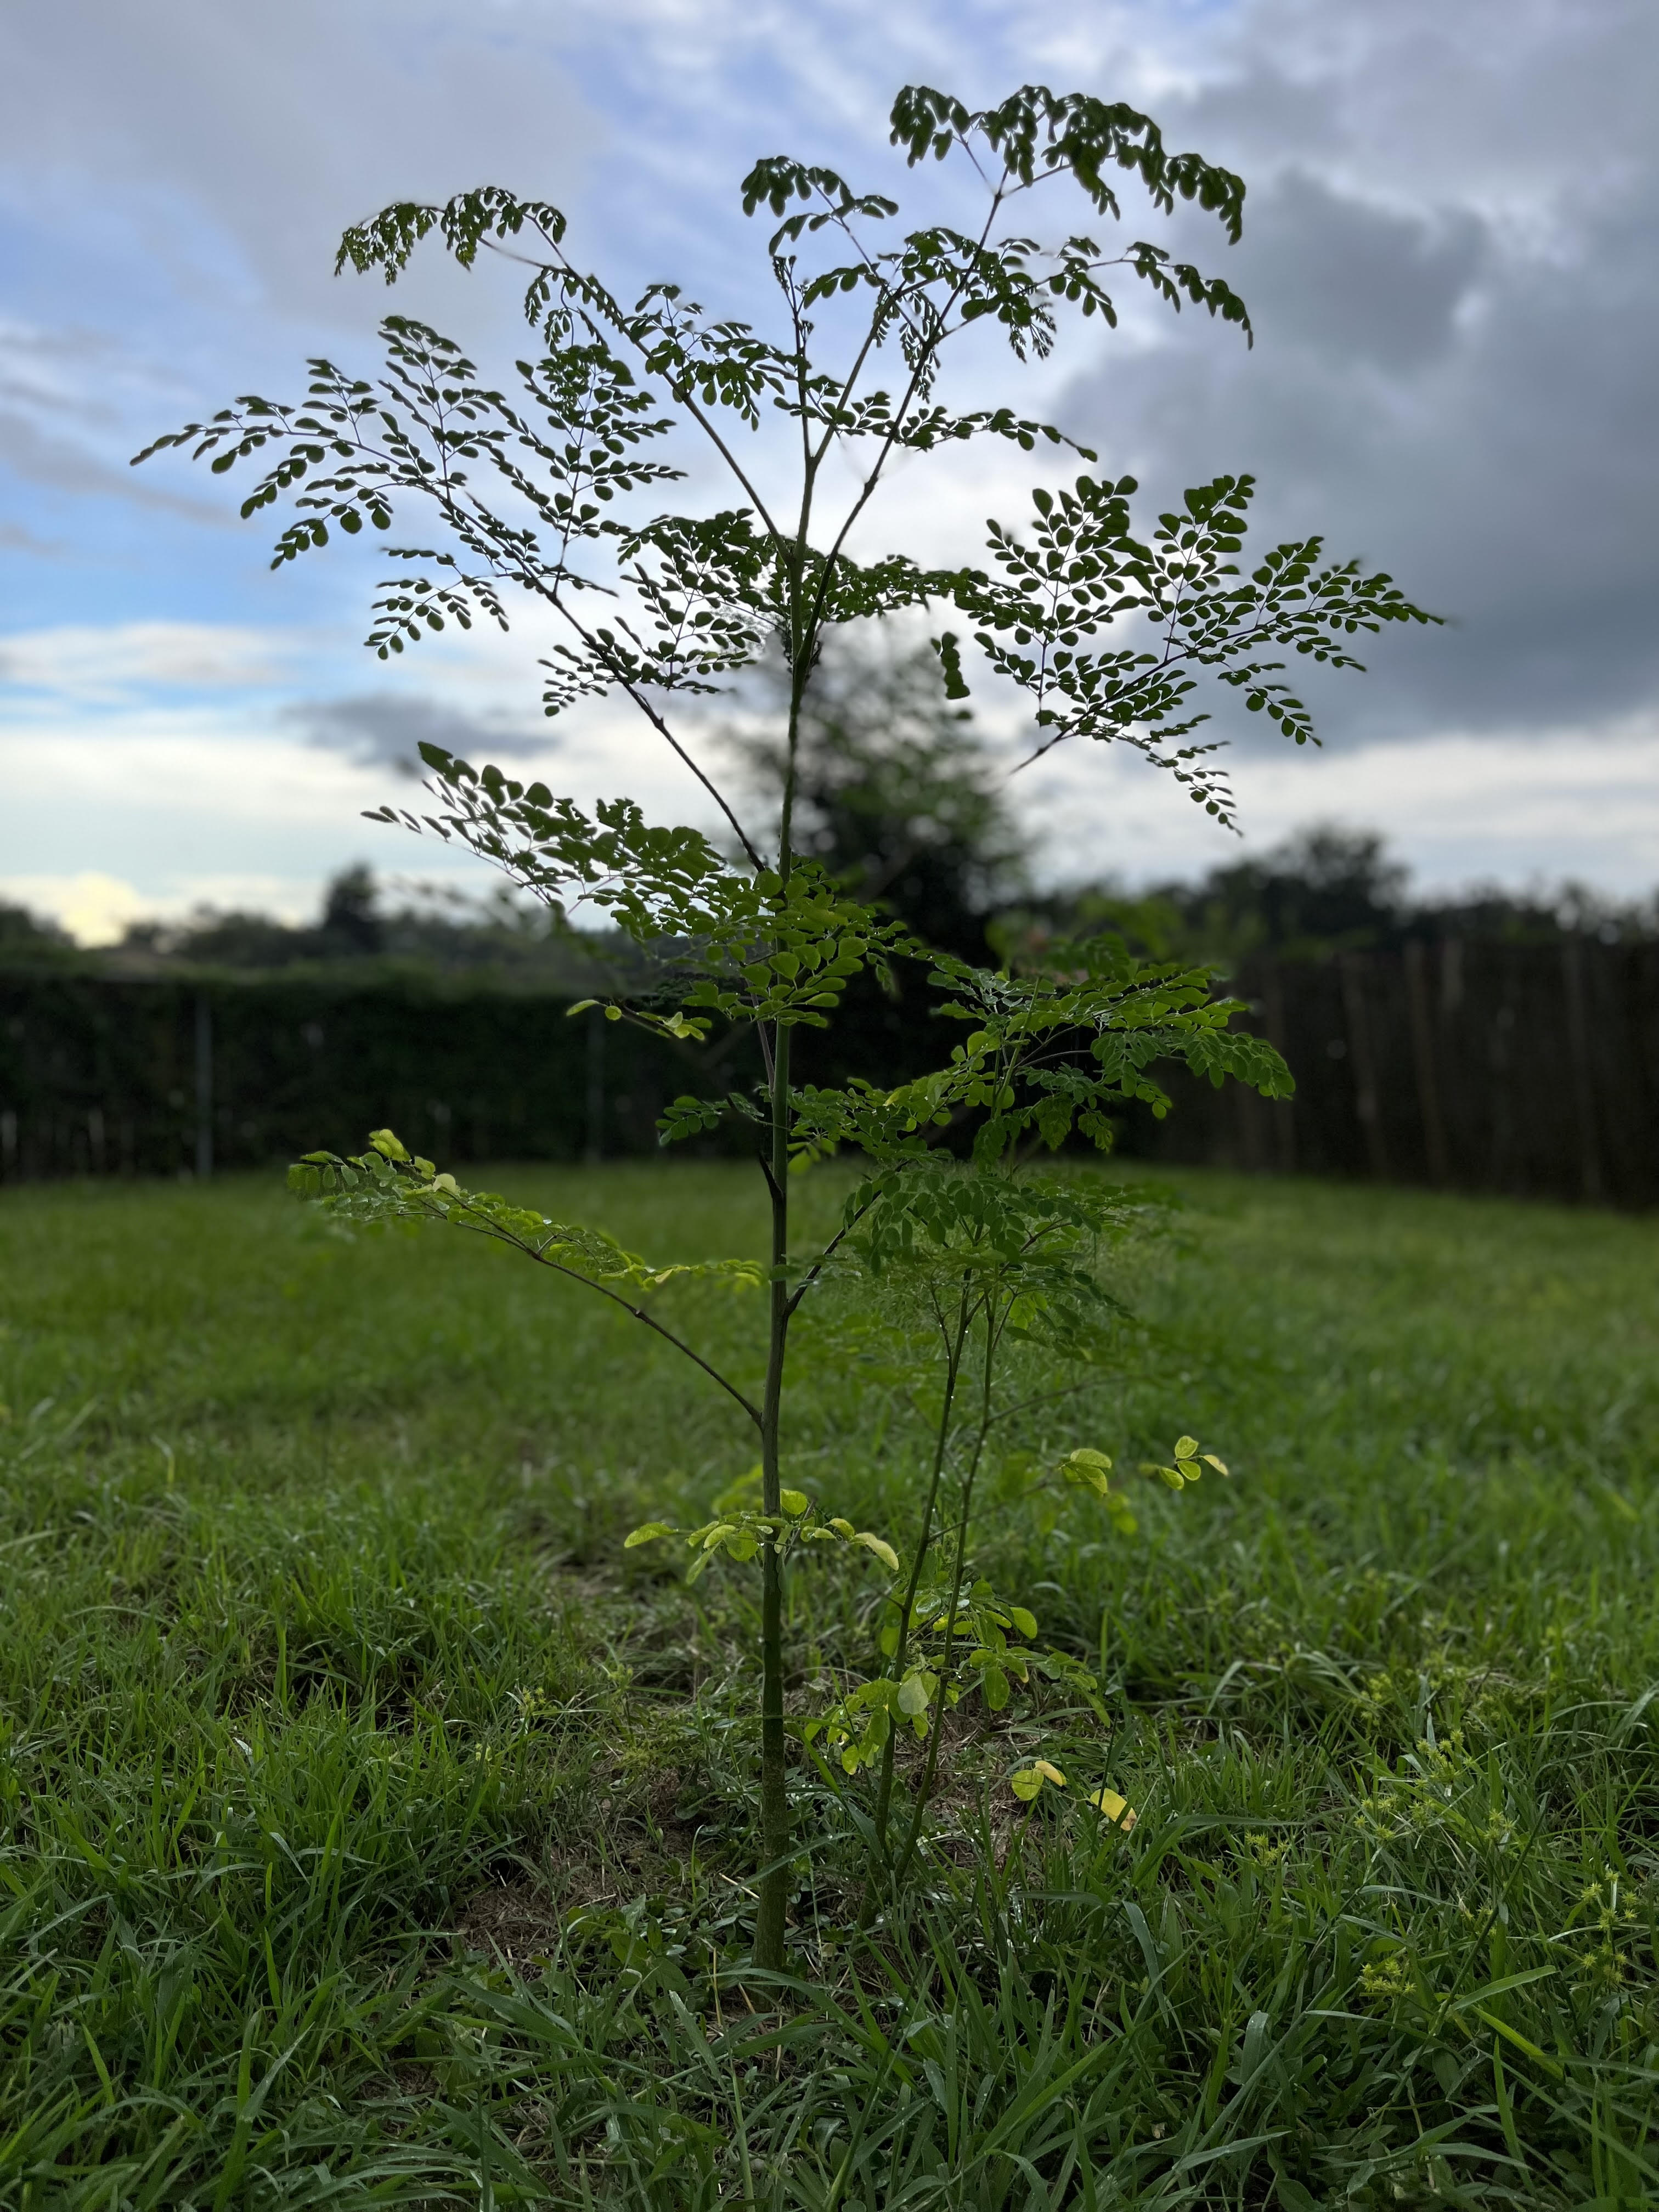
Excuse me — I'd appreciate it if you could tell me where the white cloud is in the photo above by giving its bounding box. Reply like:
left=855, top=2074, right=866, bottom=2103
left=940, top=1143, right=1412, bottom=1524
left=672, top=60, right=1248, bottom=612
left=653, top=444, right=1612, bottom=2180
left=1030, top=712, right=1659, bottom=897
left=0, top=621, right=304, bottom=700
left=1, top=868, right=338, bottom=944
left=2, top=872, right=153, bottom=946
left=0, top=691, right=735, bottom=938
left=0, top=711, right=437, bottom=933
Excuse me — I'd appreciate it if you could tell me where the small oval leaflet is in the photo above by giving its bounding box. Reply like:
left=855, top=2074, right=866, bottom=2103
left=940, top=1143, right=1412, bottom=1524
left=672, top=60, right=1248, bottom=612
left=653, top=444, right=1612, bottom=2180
left=624, top=1522, right=673, bottom=1548
left=1087, top=1785, right=1137, bottom=1829
left=853, top=1530, right=900, bottom=1573
left=1011, top=1758, right=1066, bottom=1801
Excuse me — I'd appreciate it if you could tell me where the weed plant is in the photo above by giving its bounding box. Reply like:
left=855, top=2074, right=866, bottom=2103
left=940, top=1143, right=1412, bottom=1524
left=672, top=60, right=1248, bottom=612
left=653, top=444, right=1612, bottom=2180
left=1, top=1164, right=1656, bottom=2204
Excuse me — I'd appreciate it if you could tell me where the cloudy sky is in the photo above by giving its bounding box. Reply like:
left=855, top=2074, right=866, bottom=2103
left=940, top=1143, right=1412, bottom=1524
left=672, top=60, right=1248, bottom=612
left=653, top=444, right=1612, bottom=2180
left=2, top=0, right=1654, bottom=939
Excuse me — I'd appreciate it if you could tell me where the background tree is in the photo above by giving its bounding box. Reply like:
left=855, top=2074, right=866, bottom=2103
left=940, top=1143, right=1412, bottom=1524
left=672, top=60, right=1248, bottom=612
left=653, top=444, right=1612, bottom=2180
left=726, top=634, right=1029, bottom=958
left=1179, top=826, right=1408, bottom=957
left=0, top=904, right=72, bottom=960
left=112, top=867, right=607, bottom=981
left=139, top=80, right=1434, bottom=1970
left=1045, top=825, right=1659, bottom=972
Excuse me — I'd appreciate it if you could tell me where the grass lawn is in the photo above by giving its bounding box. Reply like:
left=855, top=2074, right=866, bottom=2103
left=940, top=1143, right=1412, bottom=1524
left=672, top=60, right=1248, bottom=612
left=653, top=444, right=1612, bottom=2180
left=2, top=1161, right=1656, bottom=2207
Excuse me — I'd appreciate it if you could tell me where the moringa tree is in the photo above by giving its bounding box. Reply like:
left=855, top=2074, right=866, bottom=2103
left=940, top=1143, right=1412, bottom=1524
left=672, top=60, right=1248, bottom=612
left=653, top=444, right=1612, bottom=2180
left=138, top=82, right=1435, bottom=1971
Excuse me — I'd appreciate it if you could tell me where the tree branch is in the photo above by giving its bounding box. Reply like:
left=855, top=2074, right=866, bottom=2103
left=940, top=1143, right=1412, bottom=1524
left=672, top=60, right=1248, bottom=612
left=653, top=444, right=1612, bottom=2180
left=437, top=1196, right=763, bottom=1428
left=784, top=1186, right=884, bottom=1318
left=534, top=1252, right=763, bottom=1428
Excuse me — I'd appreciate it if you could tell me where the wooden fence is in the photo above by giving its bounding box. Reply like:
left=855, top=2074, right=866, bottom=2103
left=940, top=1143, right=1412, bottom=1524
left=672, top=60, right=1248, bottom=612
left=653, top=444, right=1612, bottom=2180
left=1144, top=938, right=1659, bottom=1207
left=0, top=969, right=721, bottom=1182
left=3, top=940, right=1656, bottom=1205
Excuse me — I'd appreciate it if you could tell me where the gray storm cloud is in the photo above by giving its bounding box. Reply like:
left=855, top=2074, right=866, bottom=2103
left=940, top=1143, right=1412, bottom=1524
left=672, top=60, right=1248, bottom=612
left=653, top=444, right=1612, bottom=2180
left=2, top=0, right=1654, bottom=758
left=1060, top=0, right=1658, bottom=747
left=285, top=693, right=555, bottom=771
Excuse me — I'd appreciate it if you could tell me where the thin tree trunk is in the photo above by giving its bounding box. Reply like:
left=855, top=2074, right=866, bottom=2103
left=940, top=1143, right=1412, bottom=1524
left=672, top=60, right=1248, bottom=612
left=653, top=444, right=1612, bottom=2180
left=753, top=631, right=808, bottom=1974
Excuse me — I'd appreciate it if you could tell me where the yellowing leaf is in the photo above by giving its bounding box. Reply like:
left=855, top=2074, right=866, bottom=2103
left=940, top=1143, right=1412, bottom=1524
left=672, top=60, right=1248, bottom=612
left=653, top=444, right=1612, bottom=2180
left=1011, top=1758, right=1065, bottom=1801
left=779, top=1488, right=809, bottom=1516
left=1202, top=1454, right=1229, bottom=1477
left=1086, top=1786, right=1137, bottom=1829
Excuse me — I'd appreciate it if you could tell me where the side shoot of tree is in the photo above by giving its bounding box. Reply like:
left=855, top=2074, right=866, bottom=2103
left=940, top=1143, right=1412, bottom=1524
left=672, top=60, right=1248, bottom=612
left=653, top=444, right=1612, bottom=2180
left=138, top=81, right=1436, bottom=1971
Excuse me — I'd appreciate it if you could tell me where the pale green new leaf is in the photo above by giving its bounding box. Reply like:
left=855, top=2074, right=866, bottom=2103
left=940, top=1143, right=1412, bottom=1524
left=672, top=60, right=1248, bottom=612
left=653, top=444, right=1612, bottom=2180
left=624, top=1523, right=674, bottom=1549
